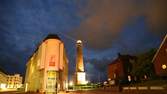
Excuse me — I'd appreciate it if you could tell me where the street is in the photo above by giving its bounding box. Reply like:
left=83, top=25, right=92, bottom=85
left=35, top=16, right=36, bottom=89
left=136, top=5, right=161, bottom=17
left=66, top=90, right=121, bottom=94
left=0, top=90, right=121, bottom=94
left=1, top=89, right=167, bottom=94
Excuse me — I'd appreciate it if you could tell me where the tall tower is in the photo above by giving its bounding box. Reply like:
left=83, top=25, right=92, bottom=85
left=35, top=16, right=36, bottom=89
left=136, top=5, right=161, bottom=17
left=76, top=40, right=84, bottom=72
left=74, top=40, right=86, bottom=85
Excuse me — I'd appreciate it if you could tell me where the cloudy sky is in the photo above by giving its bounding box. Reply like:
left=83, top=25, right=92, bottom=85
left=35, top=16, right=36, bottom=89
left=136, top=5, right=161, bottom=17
left=0, top=0, right=166, bottom=82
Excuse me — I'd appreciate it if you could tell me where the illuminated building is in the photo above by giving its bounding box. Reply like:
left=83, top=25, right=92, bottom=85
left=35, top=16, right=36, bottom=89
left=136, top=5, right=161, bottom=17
left=24, top=34, right=68, bottom=93
left=7, top=74, right=22, bottom=88
left=152, top=34, right=167, bottom=77
left=74, top=40, right=87, bottom=85
left=0, top=68, right=22, bottom=90
left=0, top=69, right=8, bottom=90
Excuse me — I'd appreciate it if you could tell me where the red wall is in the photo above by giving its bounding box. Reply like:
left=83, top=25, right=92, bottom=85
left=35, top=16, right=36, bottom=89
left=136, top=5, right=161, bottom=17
left=154, top=37, right=167, bottom=76
left=108, top=59, right=125, bottom=79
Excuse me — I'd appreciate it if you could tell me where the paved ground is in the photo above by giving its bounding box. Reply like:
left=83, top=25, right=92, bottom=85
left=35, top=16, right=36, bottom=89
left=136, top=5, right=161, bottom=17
left=66, top=90, right=122, bottom=94
left=0, top=90, right=122, bottom=94
left=0, top=89, right=167, bottom=94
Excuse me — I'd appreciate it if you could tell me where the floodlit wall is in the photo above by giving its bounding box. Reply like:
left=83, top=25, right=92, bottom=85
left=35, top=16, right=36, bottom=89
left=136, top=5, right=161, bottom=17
left=25, top=37, right=68, bottom=93
left=108, top=59, right=125, bottom=80
left=7, top=74, right=22, bottom=89
left=0, top=71, right=7, bottom=89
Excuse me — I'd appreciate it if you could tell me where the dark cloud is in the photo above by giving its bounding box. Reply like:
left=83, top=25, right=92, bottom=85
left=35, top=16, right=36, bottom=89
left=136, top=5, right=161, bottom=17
left=144, top=0, right=167, bottom=33
left=0, top=0, right=166, bottom=81
left=0, top=0, right=81, bottom=76
left=69, top=0, right=167, bottom=50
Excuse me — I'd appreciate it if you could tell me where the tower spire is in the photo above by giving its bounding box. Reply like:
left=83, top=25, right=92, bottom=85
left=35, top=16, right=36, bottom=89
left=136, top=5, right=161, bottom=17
left=76, top=40, right=84, bottom=72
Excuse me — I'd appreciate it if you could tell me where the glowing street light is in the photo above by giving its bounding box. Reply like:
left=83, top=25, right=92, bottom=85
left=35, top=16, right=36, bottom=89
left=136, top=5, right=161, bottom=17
left=69, top=81, right=73, bottom=86
left=128, top=75, right=131, bottom=82
left=162, top=64, right=167, bottom=70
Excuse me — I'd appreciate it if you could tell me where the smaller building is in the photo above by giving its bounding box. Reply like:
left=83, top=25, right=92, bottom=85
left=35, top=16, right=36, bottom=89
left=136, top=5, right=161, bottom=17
left=108, top=53, right=136, bottom=84
left=0, top=69, right=22, bottom=90
left=152, top=34, right=167, bottom=77
left=108, top=58, right=124, bottom=80
left=7, top=74, right=23, bottom=89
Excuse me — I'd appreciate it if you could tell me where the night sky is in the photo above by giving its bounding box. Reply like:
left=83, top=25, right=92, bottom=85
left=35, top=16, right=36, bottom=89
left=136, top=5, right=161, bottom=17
left=0, top=0, right=167, bottom=82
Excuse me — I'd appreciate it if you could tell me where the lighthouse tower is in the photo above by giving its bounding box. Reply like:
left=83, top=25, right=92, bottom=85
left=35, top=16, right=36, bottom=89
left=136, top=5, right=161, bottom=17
left=74, top=40, right=87, bottom=85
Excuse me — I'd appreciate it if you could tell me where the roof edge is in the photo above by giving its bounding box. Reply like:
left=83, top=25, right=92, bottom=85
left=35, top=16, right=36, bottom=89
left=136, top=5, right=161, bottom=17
left=152, top=34, right=167, bottom=62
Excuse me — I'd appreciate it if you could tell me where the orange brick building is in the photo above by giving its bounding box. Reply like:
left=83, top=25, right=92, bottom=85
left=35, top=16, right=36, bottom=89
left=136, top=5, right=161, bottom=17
left=108, top=58, right=124, bottom=80
left=108, top=53, right=136, bottom=83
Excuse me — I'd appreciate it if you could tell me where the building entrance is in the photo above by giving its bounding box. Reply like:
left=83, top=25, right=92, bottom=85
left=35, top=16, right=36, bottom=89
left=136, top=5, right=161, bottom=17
left=47, top=70, right=57, bottom=94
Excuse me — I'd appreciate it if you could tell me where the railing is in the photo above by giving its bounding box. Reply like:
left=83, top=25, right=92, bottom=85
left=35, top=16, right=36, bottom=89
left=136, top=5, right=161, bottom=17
left=123, top=86, right=165, bottom=90
left=122, top=86, right=167, bottom=94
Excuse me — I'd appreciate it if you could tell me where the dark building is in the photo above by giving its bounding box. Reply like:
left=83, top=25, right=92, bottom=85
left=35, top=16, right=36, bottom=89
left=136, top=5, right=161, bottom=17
left=152, top=34, right=167, bottom=77
left=108, top=53, right=136, bottom=84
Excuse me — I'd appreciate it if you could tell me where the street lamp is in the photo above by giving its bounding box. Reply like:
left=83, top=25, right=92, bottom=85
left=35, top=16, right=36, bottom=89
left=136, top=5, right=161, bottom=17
left=69, top=81, right=73, bottom=86
left=162, top=64, right=167, bottom=70
left=128, top=75, right=131, bottom=82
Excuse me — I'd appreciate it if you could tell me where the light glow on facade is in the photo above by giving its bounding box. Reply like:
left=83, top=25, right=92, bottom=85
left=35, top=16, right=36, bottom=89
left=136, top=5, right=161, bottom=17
left=76, top=72, right=87, bottom=84
left=24, top=35, right=68, bottom=93
left=0, top=83, right=6, bottom=90
left=69, top=81, right=73, bottom=86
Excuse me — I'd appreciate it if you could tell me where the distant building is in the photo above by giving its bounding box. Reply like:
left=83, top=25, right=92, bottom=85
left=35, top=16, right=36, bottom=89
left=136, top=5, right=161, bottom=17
left=152, top=34, right=167, bottom=77
left=108, top=58, right=124, bottom=80
left=0, top=68, right=22, bottom=90
left=0, top=69, right=8, bottom=89
left=7, top=74, right=22, bottom=88
left=108, top=53, right=136, bottom=84
left=24, top=34, right=68, bottom=93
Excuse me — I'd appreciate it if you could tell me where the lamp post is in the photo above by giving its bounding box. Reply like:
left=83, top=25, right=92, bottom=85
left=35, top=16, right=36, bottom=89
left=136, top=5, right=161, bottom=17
left=162, top=64, right=167, bottom=70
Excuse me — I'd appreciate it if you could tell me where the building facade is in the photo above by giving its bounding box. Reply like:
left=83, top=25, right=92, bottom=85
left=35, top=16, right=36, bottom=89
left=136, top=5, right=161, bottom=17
left=152, top=34, right=167, bottom=77
left=7, top=74, right=22, bottom=89
left=0, top=69, right=8, bottom=90
left=108, top=59, right=124, bottom=80
left=24, top=34, right=68, bottom=93
left=0, top=70, right=22, bottom=90
left=108, top=53, right=136, bottom=84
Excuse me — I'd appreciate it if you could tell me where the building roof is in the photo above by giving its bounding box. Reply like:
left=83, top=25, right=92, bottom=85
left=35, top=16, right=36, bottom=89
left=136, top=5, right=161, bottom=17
left=152, top=34, right=167, bottom=62
left=43, top=34, right=61, bottom=41
left=27, top=34, right=62, bottom=61
left=108, top=58, right=120, bottom=65
left=109, top=53, right=137, bottom=65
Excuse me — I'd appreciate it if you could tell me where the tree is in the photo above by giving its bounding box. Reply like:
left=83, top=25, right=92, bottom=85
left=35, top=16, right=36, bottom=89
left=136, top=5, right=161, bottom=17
left=131, top=49, right=156, bottom=80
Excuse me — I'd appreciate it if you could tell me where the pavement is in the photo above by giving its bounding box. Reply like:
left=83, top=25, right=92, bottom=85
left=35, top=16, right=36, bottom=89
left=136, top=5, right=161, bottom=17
left=0, top=89, right=167, bottom=94
left=0, top=90, right=121, bottom=94
left=58, top=90, right=122, bottom=94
